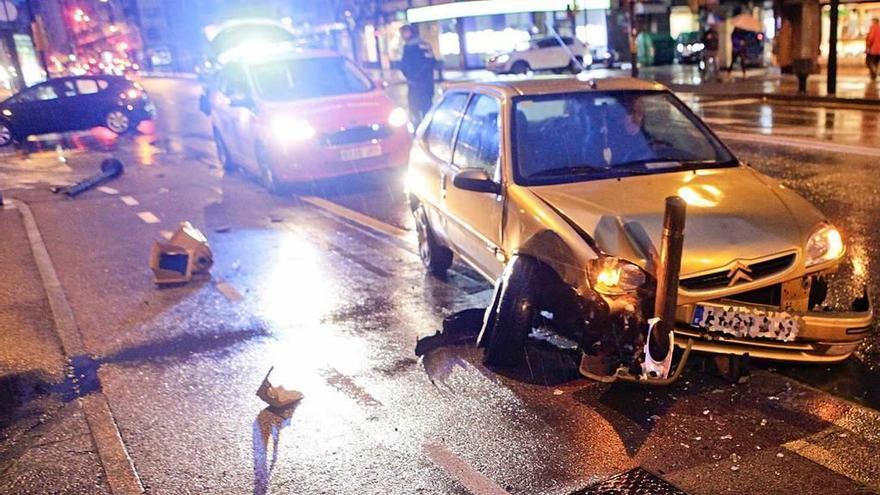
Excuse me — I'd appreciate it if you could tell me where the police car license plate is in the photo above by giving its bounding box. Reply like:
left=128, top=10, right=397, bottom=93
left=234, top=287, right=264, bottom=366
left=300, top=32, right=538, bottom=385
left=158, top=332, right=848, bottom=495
left=692, top=304, right=799, bottom=342
left=340, top=144, right=382, bottom=161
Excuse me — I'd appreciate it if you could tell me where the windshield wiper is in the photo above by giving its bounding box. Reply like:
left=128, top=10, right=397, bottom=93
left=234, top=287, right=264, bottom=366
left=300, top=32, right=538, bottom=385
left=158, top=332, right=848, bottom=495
left=529, top=165, right=609, bottom=178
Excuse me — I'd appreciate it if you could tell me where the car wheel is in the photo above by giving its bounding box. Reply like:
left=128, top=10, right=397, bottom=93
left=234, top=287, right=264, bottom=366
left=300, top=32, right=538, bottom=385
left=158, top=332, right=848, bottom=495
left=414, top=204, right=453, bottom=278
left=105, top=110, right=131, bottom=135
left=213, top=128, right=236, bottom=173
left=483, top=256, right=545, bottom=367
left=255, top=143, right=282, bottom=194
left=510, top=61, right=530, bottom=75
left=0, top=121, right=13, bottom=147
left=570, top=56, right=584, bottom=74
left=477, top=278, right=504, bottom=348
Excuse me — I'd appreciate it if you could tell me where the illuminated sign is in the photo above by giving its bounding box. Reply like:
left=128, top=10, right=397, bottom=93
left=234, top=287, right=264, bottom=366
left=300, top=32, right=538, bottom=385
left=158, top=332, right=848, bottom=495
left=407, top=0, right=612, bottom=23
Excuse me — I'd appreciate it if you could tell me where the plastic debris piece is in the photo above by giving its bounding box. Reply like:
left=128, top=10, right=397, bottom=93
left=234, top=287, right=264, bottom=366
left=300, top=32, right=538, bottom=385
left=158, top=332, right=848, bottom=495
left=150, top=221, right=213, bottom=284
left=214, top=225, right=231, bottom=233
left=553, top=389, right=564, bottom=396
left=720, top=434, right=733, bottom=440
left=776, top=452, right=784, bottom=458
left=760, top=419, right=768, bottom=426
left=649, top=414, right=661, bottom=422
left=730, top=465, right=739, bottom=471
left=257, top=366, right=303, bottom=410
left=703, top=409, right=710, bottom=415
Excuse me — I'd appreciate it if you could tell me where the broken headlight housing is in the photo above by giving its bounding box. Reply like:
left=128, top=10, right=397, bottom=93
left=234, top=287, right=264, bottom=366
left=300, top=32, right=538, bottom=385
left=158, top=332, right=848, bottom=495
left=805, top=223, right=844, bottom=268
left=588, top=256, right=647, bottom=296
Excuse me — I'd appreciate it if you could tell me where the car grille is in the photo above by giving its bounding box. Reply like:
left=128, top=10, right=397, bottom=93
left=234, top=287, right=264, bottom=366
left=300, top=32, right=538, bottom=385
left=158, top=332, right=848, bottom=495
left=680, top=253, right=796, bottom=292
left=323, top=125, right=391, bottom=146
left=725, top=284, right=782, bottom=306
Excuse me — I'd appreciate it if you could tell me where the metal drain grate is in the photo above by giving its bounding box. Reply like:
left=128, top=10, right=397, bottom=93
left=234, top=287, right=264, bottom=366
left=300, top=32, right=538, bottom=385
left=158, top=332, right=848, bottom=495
left=570, top=467, right=688, bottom=495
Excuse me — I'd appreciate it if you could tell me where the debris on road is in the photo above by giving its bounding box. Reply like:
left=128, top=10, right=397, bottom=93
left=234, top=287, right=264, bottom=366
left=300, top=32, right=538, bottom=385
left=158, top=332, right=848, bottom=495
left=214, top=278, right=244, bottom=302
left=257, top=366, right=303, bottom=411
left=150, top=221, right=213, bottom=284
left=214, top=225, right=231, bottom=233
left=415, top=308, right=485, bottom=357
left=61, top=158, right=124, bottom=197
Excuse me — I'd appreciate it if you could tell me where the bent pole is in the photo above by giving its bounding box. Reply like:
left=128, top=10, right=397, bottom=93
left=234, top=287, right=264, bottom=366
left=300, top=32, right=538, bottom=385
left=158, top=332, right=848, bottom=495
left=652, top=196, right=687, bottom=358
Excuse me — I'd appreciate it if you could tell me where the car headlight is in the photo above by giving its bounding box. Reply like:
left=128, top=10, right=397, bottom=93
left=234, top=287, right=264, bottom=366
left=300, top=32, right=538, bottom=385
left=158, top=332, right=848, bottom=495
left=495, top=54, right=510, bottom=64
left=588, top=256, right=647, bottom=296
left=271, top=116, right=315, bottom=142
left=677, top=43, right=685, bottom=53
left=805, top=224, right=844, bottom=267
left=388, top=107, right=408, bottom=128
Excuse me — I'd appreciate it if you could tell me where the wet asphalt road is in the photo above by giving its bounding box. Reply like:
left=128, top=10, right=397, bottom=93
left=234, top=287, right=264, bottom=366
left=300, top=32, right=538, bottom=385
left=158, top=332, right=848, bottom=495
left=1, top=77, right=880, bottom=494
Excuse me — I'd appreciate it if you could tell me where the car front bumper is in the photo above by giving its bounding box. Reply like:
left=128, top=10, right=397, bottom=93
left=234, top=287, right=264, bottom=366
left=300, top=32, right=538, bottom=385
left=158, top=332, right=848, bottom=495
left=266, top=127, right=411, bottom=182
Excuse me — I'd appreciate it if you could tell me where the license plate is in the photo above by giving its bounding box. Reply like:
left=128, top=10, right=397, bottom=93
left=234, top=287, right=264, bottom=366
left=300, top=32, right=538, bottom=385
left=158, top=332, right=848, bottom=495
left=340, top=143, right=382, bottom=161
left=692, top=304, right=799, bottom=342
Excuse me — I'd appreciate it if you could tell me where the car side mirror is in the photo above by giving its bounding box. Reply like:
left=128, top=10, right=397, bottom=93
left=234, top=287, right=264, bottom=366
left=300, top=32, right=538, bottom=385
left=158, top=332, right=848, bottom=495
left=230, top=94, right=254, bottom=109
left=453, top=169, right=501, bottom=195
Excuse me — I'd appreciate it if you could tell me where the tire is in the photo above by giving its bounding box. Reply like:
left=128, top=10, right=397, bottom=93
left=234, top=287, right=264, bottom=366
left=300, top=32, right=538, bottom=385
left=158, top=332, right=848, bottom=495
left=570, top=57, right=584, bottom=74
left=510, top=61, right=530, bottom=75
left=105, top=110, right=131, bottom=135
left=483, top=256, right=545, bottom=367
left=414, top=204, right=453, bottom=278
left=477, top=278, right=504, bottom=348
left=0, top=121, right=12, bottom=147
left=213, top=128, right=236, bottom=173
left=255, top=143, right=282, bottom=194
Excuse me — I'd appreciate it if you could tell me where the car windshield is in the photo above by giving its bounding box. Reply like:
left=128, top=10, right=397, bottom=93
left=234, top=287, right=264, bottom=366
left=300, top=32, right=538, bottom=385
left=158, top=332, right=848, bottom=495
left=678, top=32, right=700, bottom=43
left=250, top=56, right=374, bottom=101
left=513, top=91, right=736, bottom=184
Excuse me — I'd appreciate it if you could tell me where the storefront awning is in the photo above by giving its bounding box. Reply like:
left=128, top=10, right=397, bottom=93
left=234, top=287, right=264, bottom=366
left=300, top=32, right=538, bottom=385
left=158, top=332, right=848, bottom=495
left=406, top=0, right=612, bottom=23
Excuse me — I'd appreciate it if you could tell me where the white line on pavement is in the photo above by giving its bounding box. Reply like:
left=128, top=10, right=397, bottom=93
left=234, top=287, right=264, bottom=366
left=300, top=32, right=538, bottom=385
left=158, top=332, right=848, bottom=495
left=423, top=442, right=512, bottom=495
left=301, top=196, right=408, bottom=238
left=214, top=279, right=244, bottom=303
left=97, top=186, right=119, bottom=195
left=715, top=131, right=880, bottom=157
left=692, top=97, right=761, bottom=108
left=120, top=196, right=139, bottom=206
left=137, top=211, right=160, bottom=224
left=9, top=199, right=144, bottom=495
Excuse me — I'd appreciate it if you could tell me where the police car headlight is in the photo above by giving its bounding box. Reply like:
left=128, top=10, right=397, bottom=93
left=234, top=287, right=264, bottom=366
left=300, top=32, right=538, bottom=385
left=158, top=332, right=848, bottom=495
left=388, top=107, right=408, bottom=128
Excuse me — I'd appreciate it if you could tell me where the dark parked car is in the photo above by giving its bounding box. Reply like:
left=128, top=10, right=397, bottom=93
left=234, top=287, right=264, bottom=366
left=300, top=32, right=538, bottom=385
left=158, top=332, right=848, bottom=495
left=0, top=75, right=155, bottom=146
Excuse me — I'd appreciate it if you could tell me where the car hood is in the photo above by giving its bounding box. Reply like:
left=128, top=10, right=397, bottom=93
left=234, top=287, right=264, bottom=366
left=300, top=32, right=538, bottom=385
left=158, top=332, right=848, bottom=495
left=260, top=90, right=394, bottom=132
left=529, top=166, right=824, bottom=277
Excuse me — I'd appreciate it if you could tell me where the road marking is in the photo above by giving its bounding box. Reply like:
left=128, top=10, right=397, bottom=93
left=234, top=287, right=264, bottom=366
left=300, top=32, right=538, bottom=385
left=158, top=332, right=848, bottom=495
left=214, top=279, right=244, bottom=302
left=323, top=368, right=382, bottom=407
left=423, top=442, right=511, bottom=495
left=120, top=196, right=139, bottom=206
left=137, top=211, right=160, bottom=224
left=715, top=130, right=880, bottom=158
left=693, top=97, right=761, bottom=108
left=159, top=230, right=173, bottom=240
left=783, top=438, right=880, bottom=491
left=301, top=196, right=408, bottom=238
left=97, top=186, right=119, bottom=195
left=9, top=199, right=144, bottom=495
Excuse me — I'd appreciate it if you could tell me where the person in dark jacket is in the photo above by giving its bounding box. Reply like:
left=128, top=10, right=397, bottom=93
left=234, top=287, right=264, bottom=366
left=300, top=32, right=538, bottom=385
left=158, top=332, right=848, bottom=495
left=399, top=24, right=436, bottom=126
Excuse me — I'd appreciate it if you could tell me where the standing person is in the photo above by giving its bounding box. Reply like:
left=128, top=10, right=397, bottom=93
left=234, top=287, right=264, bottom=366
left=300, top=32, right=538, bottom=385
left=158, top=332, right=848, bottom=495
left=867, top=18, right=880, bottom=81
left=399, top=24, right=437, bottom=127
left=727, top=29, right=748, bottom=78
left=700, top=26, right=719, bottom=80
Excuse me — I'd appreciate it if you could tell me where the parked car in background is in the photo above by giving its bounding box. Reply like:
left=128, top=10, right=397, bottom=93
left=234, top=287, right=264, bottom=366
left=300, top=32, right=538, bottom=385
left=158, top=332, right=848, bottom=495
left=0, top=76, right=154, bottom=146
left=486, top=36, right=592, bottom=74
left=675, top=31, right=704, bottom=64
left=732, top=28, right=766, bottom=67
left=208, top=48, right=412, bottom=191
left=407, top=77, right=871, bottom=375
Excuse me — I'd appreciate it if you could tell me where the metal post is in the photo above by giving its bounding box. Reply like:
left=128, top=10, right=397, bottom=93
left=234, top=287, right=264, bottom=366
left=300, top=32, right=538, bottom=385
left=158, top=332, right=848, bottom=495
left=827, top=0, right=839, bottom=95
left=652, top=196, right=687, bottom=358
left=629, top=1, right=638, bottom=77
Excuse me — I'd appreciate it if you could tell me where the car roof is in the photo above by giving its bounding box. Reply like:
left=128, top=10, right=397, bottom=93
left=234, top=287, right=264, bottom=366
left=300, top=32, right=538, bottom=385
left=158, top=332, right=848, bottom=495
left=443, top=76, right=667, bottom=98
left=229, top=47, right=343, bottom=67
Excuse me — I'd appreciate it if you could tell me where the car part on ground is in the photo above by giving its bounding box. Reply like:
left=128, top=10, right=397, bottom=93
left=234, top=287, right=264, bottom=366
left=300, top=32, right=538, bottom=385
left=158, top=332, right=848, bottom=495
left=61, top=158, right=125, bottom=198
left=149, top=222, right=213, bottom=285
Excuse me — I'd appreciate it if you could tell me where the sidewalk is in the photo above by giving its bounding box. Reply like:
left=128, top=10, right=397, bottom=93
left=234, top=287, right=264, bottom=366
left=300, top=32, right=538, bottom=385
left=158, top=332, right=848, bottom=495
left=370, top=63, right=880, bottom=106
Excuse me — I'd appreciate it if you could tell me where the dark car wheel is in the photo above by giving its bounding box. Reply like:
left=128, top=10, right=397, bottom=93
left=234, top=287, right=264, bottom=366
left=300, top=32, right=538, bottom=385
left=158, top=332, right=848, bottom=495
left=105, top=110, right=131, bottom=135
left=255, top=143, right=282, bottom=194
left=510, top=61, right=530, bottom=75
left=483, top=256, right=545, bottom=367
left=570, top=56, right=584, bottom=74
left=213, top=128, right=236, bottom=173
left=0, top=121, right=13, bottom=147
left=414, top=204, right=453, bottom=278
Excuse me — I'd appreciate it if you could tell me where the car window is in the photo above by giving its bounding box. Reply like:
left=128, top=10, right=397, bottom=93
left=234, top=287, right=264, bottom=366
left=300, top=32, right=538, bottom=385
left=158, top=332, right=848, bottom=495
left=250, top=57, right=373, bottom=102
left=17, top=83, right=60, bottom=102
left=452, top=94, right=500, bottom=176
left=60, top=81, right=77, bottom=97
left=536, top=38, right=560, bottom=49
left=76, top=79, right=101, bottom=94
left=513, top=91, right=736, bottom=184
left=424, top=92, right=469, bottom=163
left=223, top=65, right=249, bottom=97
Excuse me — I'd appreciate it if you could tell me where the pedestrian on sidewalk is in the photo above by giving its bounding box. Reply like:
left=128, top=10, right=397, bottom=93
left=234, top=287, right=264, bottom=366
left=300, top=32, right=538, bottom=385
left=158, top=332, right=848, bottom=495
left=399, top=24, right=437, bottom=127
left=867, top=18, right=880, bottom=81
left=727, top=29, right=748, bottom=78
left=699, top=26, right=720, bottom=81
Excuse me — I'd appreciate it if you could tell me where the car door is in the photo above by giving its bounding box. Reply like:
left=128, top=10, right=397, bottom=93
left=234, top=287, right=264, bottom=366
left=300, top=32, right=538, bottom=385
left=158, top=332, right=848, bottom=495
left=73, top=78, right=112, bottom=128
left=532, top=38, right=566, bottom=69
left=444, top=92, right=505, bottom=279
left=7, top=82, right=66, bottom=136
left=211, top=66, right=250, bottom=167
left=412, top=91, right=470, bottom=245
